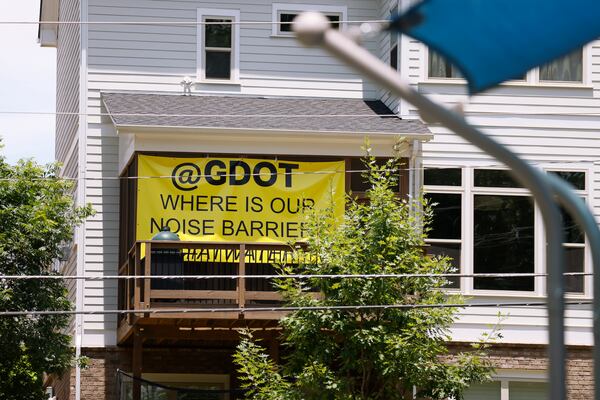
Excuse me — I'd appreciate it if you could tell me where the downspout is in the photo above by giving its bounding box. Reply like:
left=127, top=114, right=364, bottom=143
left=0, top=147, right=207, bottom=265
left=75, top=0, right=88, bottom=399
left=408, top=139, right=422, bottom=200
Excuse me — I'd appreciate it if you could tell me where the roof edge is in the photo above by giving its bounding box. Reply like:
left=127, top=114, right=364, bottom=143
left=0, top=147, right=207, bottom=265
left=38, top=0, right=59, bottom=47
left=114, top=124, right=433, bottom=141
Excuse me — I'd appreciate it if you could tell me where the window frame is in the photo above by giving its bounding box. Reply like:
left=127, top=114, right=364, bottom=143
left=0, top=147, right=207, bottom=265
left=423, top=45, right=590, bottom=87
left=196, top=8, right=240, bottom=83
left=424, top=167, right=466, bottom=292
left=142, top=373, right=231, bottom=399
left=424, top=165, right=591, bottom=298
left=271, top=3, right=347, bottom=37
left=464, top=369, right=547, bottom=400
left=542, top=167, right=591, bottom=297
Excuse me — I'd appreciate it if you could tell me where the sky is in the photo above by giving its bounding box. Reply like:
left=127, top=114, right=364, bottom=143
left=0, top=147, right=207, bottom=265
left=0, top=1, right=56, bottom=164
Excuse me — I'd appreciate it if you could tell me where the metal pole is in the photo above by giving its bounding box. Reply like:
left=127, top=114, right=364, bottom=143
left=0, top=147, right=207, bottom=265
left=293, top=12, right=567, bottom=400
left=546, top=174, right=600, bottom=400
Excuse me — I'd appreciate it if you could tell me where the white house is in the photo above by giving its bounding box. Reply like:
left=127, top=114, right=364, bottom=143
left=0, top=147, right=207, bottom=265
left=38, top=0, right=597, bottom=399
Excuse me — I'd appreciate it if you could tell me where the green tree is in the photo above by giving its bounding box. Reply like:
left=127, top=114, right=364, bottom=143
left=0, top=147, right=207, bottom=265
left=0, top=157, right=93, bottom=400
left=234, top=154, right=497, bottom=400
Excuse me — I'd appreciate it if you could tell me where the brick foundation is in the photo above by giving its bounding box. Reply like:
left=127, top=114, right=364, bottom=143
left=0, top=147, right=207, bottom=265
left=50, top=344, right=593, bottom=400
left=446, top=344, right=593, bottom=400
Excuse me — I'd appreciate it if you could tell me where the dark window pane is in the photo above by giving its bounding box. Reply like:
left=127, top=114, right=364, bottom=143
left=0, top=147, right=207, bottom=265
left=350, top=158, right=400, bottom=193
left=427, top=242, right=460, bottom=288
left=540, top=49, right=583, bottom=82
left=326, top=14, right=340, bottom=29
left=549, top=171, right=585, bottom=190
left=428, top=49, right=461, bottom=78
left=474, top=195, right=534, bottom=291
left=279, top=13, right=296, bottom=32
left=561, top=206, right=584, bottom=243
left=390, top=44, right=398, bottom=70
left=474, top=169, right=522, bottom=188
left=205, top=51, right=231, bottom=79
left=424, top=168, right=461, bottom=186
left=280, top=13, right=339, bottom=32
left=565, top=246, right=584, bottom=293
left=425, top=193, right=461, bottom=239
left=205, top=19, right=231, bottom=48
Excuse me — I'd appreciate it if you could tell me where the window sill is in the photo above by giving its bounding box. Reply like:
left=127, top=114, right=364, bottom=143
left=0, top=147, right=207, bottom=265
left=461, top=290, right=590, bottom=300
left=195, top=80, right=242, bottom=86
left=420, top=78, right=593, bottom=91
left=270, top=34, right=295, bottom=38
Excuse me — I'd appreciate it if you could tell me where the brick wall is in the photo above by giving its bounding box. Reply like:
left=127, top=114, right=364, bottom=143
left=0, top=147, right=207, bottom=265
left=447, top=344, right=593, bottom=400
left=51, top=344, right=593, bottom=400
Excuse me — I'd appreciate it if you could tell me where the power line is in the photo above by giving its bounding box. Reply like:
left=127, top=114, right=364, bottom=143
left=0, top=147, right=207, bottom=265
left=0, top=301, right=591, bottom=317
left=7, top=19, right=387, bottom=26
left=4, top=110, right=600, bottom=117
left=0, top=272, right=592, bottom=281
left=0, top=162, right=595, bottom=182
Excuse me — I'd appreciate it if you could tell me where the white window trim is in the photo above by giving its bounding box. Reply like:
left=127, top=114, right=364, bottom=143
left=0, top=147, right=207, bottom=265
left=423, top=166, right=464, bottom=292
left=271, top=3, right=347, bottom=37
left=424, top=165, right=592, bottom=298
left=143, top=373, right=230, bottom=399
left=196, top=8, right=241, bottom=83
left=421, top=44, right=592, bottom=88
left=478, top=370, right=547, bottom=400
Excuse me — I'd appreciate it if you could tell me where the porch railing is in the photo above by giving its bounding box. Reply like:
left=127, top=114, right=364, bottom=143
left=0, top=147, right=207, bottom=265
left=117, top=240, right=302, bottom=327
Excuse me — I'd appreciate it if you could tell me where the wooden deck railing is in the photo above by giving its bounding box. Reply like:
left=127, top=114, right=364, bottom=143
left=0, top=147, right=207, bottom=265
left=117, top=241, right=302, bottom=328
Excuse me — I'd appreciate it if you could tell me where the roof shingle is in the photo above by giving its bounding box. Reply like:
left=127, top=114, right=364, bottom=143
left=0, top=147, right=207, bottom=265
left=101, top=93, right=430, bottom=135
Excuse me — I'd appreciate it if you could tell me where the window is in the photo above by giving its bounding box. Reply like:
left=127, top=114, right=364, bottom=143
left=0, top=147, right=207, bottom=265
left=278, top=13, right=340, bottom=33
left=539, top=49, right=583, bottom=82
left=424, top=168, right=462, bottom=288
left=464, top=379, right=548, bottom=400
left=272, top=3, right=347, bottom=36
left=472, top=171, right=534, bottom=291
left=424, top=167, right=589, bottom=295
left=549, top=170, right=587, bottom=294
left=389, top=5, right=398, bottom=70
left=428, top=49, right=461, bottom=79
left=197, top=9, right=240, bottom=82
left=427, top=48, right=584, bottom=83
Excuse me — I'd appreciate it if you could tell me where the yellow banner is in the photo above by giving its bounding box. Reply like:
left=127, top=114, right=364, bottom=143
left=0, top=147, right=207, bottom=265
left=136, top=155, right=345, bottom=243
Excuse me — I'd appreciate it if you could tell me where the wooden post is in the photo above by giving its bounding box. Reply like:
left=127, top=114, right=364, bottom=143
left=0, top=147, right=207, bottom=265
left=268, top=337, right=279, bottom=363
left=237, top=244, right=246, bottom=310
left=144, top=242, right=151, bottom=317
left=133, top=244, right=141, bottom=320
left=132, top=326, right=143, bottom=400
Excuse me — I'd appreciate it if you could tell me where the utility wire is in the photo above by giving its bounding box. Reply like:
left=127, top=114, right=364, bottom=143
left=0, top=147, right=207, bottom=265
left=0, top=272, right=592, bottom=281
left=8, top=19, right=387, bottom=25
left=4, top=110, right=600, bottom=117
left=0, top=301, right=592, bottom=317
left=0, top=163, right=595, bottom=182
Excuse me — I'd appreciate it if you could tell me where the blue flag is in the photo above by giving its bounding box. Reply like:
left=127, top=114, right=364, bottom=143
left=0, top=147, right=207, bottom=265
left=391, top=0, right=600, bottom=93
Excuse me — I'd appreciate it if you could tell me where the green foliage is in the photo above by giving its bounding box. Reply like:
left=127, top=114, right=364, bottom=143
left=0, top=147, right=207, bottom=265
left=0, top=157, right=93, bottom=400
left=235, top=151, right=497, bottom=400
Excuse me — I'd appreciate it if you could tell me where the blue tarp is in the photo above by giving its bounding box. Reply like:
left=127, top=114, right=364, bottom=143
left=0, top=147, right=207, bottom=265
left=392, top=0, right=600, bottom=93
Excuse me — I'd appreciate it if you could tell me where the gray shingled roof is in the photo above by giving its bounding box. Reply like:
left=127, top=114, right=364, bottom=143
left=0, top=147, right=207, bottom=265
left=101, top=93, right=430, bottom=135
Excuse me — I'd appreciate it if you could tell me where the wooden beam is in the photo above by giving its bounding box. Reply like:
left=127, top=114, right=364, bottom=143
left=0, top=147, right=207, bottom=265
left=133, top=246, right=141, bottom=319
left=268, top=337, right=280, bottom=363
left=150, top=289, right=237, bottom=300
left=141, top=326, right=281, bottom=342
left=144, top=242, right=151, bottom=317
left=237, top=244, right=246, bottom=308
left=132, top=326, right=143, bottom=400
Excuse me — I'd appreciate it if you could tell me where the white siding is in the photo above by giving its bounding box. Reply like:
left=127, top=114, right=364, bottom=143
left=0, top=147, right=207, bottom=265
left=394, top=37, right=600, bottom=345
left=71, top=0, right=600, bottom=347
left=56, top=0, right=80, bottom=171
left=86, top=0, right=380, bottom=99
